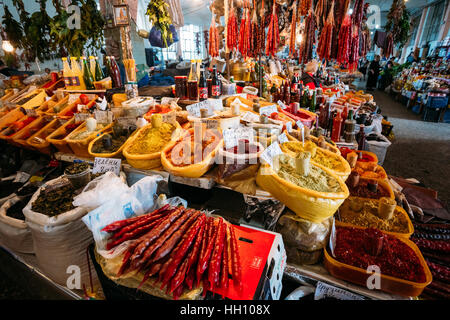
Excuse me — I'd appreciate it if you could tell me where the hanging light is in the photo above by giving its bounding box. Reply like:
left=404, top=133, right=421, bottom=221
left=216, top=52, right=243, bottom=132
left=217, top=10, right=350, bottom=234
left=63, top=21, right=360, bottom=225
left=2, top=40, right=14, bottom=53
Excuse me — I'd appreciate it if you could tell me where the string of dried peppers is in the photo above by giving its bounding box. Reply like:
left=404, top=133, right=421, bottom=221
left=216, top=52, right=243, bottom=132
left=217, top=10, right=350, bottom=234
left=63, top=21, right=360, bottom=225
left=209, top=11, right=220, bottom=57
left=265, top=0, right=280, bottom=58
left=101, top=205, right=243, bottom=300
left=300, top=10, right=316, bottom=64
left=226, top=0, right=238, bottom=52
left=336, top=14, right=351, bottom=65
left=317, top=0, right=335, bottom=61
left=289, top=0, right=298, bottom=57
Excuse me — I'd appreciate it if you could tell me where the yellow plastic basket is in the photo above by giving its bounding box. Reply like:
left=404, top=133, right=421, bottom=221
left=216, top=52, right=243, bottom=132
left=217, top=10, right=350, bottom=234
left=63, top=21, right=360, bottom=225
left=65, top=122, right=114, bottom=158
left=88, top=130, right=138, bottom=159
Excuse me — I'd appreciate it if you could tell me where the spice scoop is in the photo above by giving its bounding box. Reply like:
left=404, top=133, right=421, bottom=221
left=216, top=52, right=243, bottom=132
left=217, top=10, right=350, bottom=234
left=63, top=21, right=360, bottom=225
left=363, top=231, right=385, bottom=256
left=367, top=181, right=378, bottom=192
left=296, top=151, right=311, bottom=176
left=347, top=171, right=360, bottom=188
left=377, top=197, right=397, bottom=220
left=346, top=152, right=358, bottom=168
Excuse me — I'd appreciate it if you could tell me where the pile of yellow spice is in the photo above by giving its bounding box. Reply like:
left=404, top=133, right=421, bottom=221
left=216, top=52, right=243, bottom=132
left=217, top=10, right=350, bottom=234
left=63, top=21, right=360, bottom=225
left=127, top=123, right=175, bottom=154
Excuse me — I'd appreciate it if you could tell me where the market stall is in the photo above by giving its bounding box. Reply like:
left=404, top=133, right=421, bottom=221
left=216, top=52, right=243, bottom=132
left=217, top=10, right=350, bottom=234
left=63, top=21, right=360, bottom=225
left=0, top=0, right=449, bottom=302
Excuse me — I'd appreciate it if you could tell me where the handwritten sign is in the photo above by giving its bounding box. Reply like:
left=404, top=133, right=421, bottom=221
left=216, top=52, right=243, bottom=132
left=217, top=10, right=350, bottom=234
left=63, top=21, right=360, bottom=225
left=161, top=97, right=179, bottom=105
left=93, top=157, right=121, bottom=176
left=94, top=110, right=114, bottom=124
left=241, top=111, right=260, bottom=123
left=186, top=100, right=210, bottom=117
left=74, top=113, right=91, bottom=123
left=260, top=141, right=283, bottom=169
left=278, top=132, right=288, bottom=144
left=223, top=127, right=254, bottom=149
left=259, top=104, right=278, bottom=116
left=208, top=98, right=224, bottom=112
left=204, top=119, right=219, bottom=129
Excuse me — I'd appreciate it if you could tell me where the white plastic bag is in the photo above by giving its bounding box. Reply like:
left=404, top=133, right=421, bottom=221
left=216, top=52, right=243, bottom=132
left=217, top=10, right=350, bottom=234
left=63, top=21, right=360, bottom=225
left=0, top=197, right=34, bottom=254
left=22, top=176, right=97, bottom=288
left=72, top=172, right=128, bottom=212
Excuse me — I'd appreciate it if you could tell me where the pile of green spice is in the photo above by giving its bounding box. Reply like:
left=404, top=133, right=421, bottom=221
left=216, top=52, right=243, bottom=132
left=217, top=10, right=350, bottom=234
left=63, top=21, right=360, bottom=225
left=91, top=133, right=128, bottom=154
left=65, top=162, right=90, bottom=175
left=31, top=184, right=76, bottom=217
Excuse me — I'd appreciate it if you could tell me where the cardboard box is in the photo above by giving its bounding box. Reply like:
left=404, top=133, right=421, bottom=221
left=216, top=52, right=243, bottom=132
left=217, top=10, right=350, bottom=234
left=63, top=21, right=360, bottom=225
left=212, top=224, right=286, bottom=300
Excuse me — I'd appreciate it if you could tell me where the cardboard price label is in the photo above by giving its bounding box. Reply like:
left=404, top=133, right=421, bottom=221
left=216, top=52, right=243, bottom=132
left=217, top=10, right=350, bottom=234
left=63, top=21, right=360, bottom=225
left=278, top=132, right=288, bottom=144
left=223, top=127, right=254, bottom=149
left=241, top=111, right=260, bottom=123
left=92, top=157, right=121, bottom=176
left=94, top=110, right=114, bottom=124
left=260, top=141, right=283, bottom=168
left=208, top=98, right=224, bottom=111
left=161, top=112, right=176, bottom=124
left=24, top=108, right=38, bottom=117
left=259, top=104, right=278, bottom=116
left=286, top=121, right=293, bottom=132
left=277, top=100, right=287, bottom=110
left=161, top=97, right=179, bottom=105
left=186, top=100, right=210, bottom=117
left=74, top=113, right=91, bottom=123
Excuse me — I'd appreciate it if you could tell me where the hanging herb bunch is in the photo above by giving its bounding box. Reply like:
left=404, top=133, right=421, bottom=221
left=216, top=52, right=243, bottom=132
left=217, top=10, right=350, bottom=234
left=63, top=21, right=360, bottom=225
left=50, top=0, right=105, bottom=58
left=384, top=0, right=411, bottom=48
left=146, top=0, right=173, bottom=48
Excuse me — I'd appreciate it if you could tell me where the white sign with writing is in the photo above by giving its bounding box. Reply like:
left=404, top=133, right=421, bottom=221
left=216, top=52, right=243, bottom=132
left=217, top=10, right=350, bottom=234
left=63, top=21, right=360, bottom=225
left=186, top=100, right=210, bottom=117
left=277, top=100, right=287, bottom=110
left=223, top=127, right=254, bottom=149
left=24, top=108, right=38, bottom=117
left=161, top=97, right=179, bottom=105
left=260, top=141, right=283, bottom=169
left=94, top=110, right=114, bottom=124
left=241, top=111, right=260, bottom=123
left=208, top=98, right=224, bottom=112
left=92, top=157, right=121, bottom=176
left=286, top=121, right=293, bottom=132
left=278, top=132, right=288, bottom=144
left=259, top=104, right=278, bottom=116
left=74, top=113, right=91, bottom=123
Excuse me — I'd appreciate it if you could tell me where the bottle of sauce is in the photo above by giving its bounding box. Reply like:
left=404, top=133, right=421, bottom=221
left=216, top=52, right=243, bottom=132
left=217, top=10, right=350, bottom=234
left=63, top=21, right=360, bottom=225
left=284, top=80, right=291, bottom=105
left=291, top=73, right=298, bottom=94
left=356, top=124, right=366, bottom=150
left=331, top=110, right=342, bottom=142
left=270, top=84, right=277, bottom=102
left=94, top=57, right=105, bottom=81
left=62, top=57, right=74, bottom=89
left=188, top=60, right=196, bottom=81
left=188, top=61, right=199, bottom=101
left=109, top=56, right=123, bottom=88
left=82, top=58, right=95, bottom=90
left=70, top=57, right=85, bottom=90
left=211, top=65, right=221, bottom=98
left=198, top=68, right=208, bottom=101
left=279, top=82, right=285, bottom=103
left=340, top=105, right=349, bottom=137
left=319, top=101, right=331, bottom=128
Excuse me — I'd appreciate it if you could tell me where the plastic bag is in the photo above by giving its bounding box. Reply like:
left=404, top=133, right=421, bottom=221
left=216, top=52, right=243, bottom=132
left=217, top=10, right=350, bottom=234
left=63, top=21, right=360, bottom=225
left=0, top=196, right=34, bottom=253
left=148, top=25, right=179, bottom=48
left=72, top=172, right=129, bottom=212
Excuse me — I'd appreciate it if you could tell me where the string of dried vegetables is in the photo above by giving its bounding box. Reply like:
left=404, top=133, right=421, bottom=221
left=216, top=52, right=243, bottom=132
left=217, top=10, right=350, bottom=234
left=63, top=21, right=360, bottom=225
left=317, top=0, right=335, bottom=61
left=336, top=14, right=351, bottom=65
left=335, top=0, right=351, bottom=27
left=352, top=0, right=365, bottom=27
left=255, top=0, right=266, bottom=56
left=238, top=1, right=252, bottom=58
left=300, top=0, right=312, bottom=16
left=209, top=11, right=220, bottom=57
left=300, top=10, right=316, bottom=64
left=348, top=25, right=360, bottom=72
left=265, top=0, right=280, bottom=58
left=226, top=0, right=238, bottom=52
left=314, top=0, right=327, bottom=29
left=289, top=0, right=299, bottom=57
left=249, top=0, right=259, bottom=57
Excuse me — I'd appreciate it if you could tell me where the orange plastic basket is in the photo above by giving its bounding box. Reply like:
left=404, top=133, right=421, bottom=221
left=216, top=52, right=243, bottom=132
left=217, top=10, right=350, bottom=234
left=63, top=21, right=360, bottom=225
left=27, top=118, right=63, bottom=154
left=324, top=227, right=432, bottom=297
left=46, top=118, right=82, bottom=154
left=12, top=116, right=52, bottom=148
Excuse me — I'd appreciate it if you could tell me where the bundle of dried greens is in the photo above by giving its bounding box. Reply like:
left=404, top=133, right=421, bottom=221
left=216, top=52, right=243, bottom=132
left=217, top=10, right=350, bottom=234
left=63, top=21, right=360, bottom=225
left=336, top=14, right=351, bottom=65
left=334, top=0, right=351, bottom=27
left=265, top=0, right=280, bottom=57
left=146, top=0, right=173, bottom=48
left=226, top=0, right=238, bottom=52
left=31, top=184, right=76, bottom=217
left=317, top=0, right=335, bottom=61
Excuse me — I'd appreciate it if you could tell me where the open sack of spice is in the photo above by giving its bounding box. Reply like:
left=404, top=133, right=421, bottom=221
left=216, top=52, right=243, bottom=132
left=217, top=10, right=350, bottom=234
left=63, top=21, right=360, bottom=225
left=21, top=176, right=97, bottom=287
left=0, top=196, right=34, bottom=254
left=78, top=173, right=187, bottom=257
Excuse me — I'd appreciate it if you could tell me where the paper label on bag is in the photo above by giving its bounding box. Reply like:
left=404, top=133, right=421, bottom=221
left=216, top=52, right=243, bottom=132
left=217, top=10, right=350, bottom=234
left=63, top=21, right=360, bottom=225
left=259, top=104, right=278, bottom=116
left=204, top=119, right=219, bottom=129
left=117, top=117, right=136, bottom=128
left=161, top=97, right=179, bottom=105
left=286, top=121, right=293, bottom=132
left=314, top=282, right=365, bottom=300
left=277, top=100, right=287, bottom=110
left=260, top=141, right=283, bottom=168
left=186, top=100, right=210, bottom=117
left=241, top=111, right=260, bottom=123
left=278, top=132, right=288, bottom=144
left=94, top=110, right=114, bottom=124
left=24, top=108, right=38, bottom=117
left=223, top=127, right=254, bottom=149
left=68, top=94, right=80, bottom=105
left=93, top=157, right=121, bottom=176
left=13, top=172, right=31, bottom=184
left=74, top=113, right=91, bottom=123
left=208, top=98, right=224, bottom=111
left=161, top=112, right=176, bottom=124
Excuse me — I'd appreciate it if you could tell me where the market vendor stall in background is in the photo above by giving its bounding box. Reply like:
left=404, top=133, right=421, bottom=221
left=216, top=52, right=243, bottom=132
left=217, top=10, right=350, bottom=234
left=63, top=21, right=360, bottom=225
left=0, top=0, right=449, bottom=302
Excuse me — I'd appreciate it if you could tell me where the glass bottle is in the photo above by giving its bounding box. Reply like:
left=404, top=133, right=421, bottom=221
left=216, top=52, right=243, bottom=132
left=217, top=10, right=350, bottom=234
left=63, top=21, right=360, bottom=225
left=95, top=57, right=105, bottom=81
left=211, top=65, right=221, bottom=99
left=82, top=58, right=95, bottom=90
left=198, top=68, right=208, bottom=101
left=109, top=56, right=123, bottom=88
left=356, top=125, right=366, bottom=150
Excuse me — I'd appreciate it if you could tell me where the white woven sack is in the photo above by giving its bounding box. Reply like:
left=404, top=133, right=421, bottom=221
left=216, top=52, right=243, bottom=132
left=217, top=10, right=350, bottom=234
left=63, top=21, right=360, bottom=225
left=0, top=197, right=33, bottom=253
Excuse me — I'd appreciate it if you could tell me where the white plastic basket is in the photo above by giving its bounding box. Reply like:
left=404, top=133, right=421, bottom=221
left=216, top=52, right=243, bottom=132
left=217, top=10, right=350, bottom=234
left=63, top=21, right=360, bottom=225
left=364, top=133, right=392, bottom=165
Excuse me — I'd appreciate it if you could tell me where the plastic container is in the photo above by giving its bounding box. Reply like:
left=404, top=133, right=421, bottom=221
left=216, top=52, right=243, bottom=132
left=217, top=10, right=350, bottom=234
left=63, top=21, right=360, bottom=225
left=336, top=199, right=414, bottom=239
left=46, top=118, right=83, bottom=154
left=364, top=133, right=391, bottom=166
left=27, top=118, right=63, bottom=154
left=65, top=122, right=113, bottom=158
left=256, top=163, right=349, bottom=223
left=323, top=228, right=432, bottom=297
left=161, top=127, right=223, bottom=178
left=65, top=167, right=91, bottom=189
left=124, top=122, right=182, bottom=170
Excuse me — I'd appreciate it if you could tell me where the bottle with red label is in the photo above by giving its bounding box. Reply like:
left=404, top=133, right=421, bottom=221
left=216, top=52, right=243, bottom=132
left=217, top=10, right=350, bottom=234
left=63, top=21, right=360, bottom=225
left=211, top=65, right=221, bottom=99
left=331, top=110, right=342, bottom=142
left=291, top=73, right=298, bottom=94
left=198, top=68, right=208, bottom=101
left=340, top=104, right=349, bottom=138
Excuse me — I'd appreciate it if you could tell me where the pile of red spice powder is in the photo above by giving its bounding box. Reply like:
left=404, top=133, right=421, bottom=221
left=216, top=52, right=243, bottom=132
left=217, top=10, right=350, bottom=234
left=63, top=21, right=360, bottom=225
left=334, top=227, right=426, bottom=283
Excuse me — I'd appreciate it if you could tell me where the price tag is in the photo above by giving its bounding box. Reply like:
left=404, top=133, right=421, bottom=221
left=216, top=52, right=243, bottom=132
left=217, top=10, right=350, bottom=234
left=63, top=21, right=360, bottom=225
left=24, top=108, right=38, bottom=117
left=58, top=118, right=69, bottom=126
left=93, top=157, right=121, bottom=176
left=286, top=121, right=293, bottom=132
left=314, top=282, right=365, bottom=301
left=161, top=97, right=179, bottom=105
left=204, top=119, right=219, bottom=129
left=68, top=94, right=80, bottom=105
left=208, top=98, right=224, bottom=111
left=13, top=172, right=31, bottom=184
left=278, top=132, right=288, bottom=144
left=161, top=112, right=177, bottom=124
left=277, top=100, right=287, bottom=110
left=74, top=113, right=91, bottom=123
left=117, top=117, right=136, bottom=128
left=259, top=104, right=278, bottom=116
left=223, top=127, right=254, bottom=149
left=186, top=100, right=210, bottom=117
left=260, top=141, right=283, bottom=169
left=241, top=111, right=260, bottom=123
left=296, top=120, right=304, bottom=129
left=77, top=104, right=87, bottom=112
left=94, top=110, right=114, bottom=124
